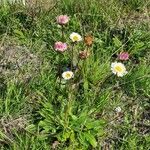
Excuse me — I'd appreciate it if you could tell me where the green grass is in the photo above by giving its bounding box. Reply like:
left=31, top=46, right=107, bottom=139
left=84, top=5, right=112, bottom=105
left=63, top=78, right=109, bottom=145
left=0, top=0, right=150, bottom=149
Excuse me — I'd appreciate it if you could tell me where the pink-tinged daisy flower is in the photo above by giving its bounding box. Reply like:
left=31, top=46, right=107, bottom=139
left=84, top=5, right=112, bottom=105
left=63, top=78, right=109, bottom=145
left=118, top=52, right=129, bottom=60
left=111, top=62, right=128, bottom=77
left=56, top=15, right=69, bottom=25
left=54, top=42, right=67, bottom=52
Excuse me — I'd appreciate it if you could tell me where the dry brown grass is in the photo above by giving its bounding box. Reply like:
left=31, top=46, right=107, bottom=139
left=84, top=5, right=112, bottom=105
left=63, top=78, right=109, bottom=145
left=0, top=40, right=41, bottom=83
left=26, top=0, right=56, bottom=10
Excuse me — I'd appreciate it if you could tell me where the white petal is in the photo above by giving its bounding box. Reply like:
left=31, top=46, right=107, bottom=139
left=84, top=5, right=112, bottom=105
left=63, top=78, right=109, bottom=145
left=117, top=72, right=124, bottom=77
left=111, top=62, right=117, bottom=68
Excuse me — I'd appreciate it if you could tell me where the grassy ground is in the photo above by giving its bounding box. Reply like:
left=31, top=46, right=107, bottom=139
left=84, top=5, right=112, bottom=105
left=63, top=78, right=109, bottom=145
left=0, top=0, right=150, bottom=149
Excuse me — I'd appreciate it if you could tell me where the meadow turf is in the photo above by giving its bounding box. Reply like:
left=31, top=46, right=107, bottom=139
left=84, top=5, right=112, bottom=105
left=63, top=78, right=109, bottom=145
left=0, top=0, right=150, bottom=149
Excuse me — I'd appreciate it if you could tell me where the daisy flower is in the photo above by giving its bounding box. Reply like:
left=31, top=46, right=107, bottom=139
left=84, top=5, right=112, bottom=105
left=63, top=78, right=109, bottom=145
left=54, top=42, right=67, bottom=52
left=115, top=107, right=122, bottom=113
left=79, top=50, right=90, bottom=59
left=118, top=52, right=129, bottom=60
left=84, top=35, right=93, bottom=46
left=62, top=71, right=74, bottom=80
left=70, top=32, right=82, bottom=42
left=56, top=15, right=69, bottom=25
left=111, top=62, right=128, bottom=77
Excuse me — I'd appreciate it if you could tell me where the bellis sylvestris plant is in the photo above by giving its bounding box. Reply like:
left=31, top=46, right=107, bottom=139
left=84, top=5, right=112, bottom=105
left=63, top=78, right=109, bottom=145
left=70, top=32, right=82, bottom=42
left=56, top=15, right=69, bottom=25
left=34, top=12, right=137, bottom=150
left=111, top=62, right=128, bottom=77
left=54, top=42, right=67, bottom=52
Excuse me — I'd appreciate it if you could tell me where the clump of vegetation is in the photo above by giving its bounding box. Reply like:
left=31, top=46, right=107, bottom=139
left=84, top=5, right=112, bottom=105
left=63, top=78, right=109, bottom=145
left=0, top=0, right=150, bottom=149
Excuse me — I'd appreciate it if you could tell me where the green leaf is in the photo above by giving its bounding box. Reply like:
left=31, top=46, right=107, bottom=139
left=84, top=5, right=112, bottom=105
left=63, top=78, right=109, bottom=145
left=25, top=124, right=37, bottom=133
left=84, top=132, right=97, bottom=148
left=37, top=133, right=48, bottom=141
left=83, top=80, right=89, bottom=91
left=14, top=29, right=25, bottom=39
left=70, top=131, right=75, bottom=142
left=135, top=42, right=144, bottom=49
left=113, top=36, right=122, bottom=47
left=78, top=132, right=88, bottom=147
left=57, top=131, right=71, bottom=142
left=39, top=120, right=56, bottom=133
left=85, top=119, right=106, bottom=130
left=71, top=114, right=78, bottom=120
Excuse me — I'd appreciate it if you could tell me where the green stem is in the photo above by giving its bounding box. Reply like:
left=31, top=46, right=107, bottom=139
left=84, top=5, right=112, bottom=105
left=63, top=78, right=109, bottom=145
left=58, top=53, right=62, bottom=88
left=64, top=82, right=73, bottom=127
left=58, top=25, right=64, bottom=87
left=71, top=43, right=74, bottom=70
left=61, top=25, right=64, bottom=42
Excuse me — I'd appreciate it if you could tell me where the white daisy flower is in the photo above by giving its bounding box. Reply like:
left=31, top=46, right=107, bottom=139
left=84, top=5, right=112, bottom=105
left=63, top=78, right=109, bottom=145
left=115, top=107, right=122, bottom=113
left=70, top=32, right=82, bottom=42
left=62, top=71, right=74, bottom=80
left=111, top=62, right=127, bottom=77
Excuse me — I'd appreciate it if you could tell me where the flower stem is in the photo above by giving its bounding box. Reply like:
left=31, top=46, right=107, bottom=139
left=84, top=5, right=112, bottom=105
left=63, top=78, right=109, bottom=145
left=58, top=25, right=65, bottom=88
left=71, top=43, right=74, bottom=70
left=65, top=81, right=73, bottom=126
left=61, top=25, right=64, bottom=42
left=58, top=53, right=62, bottom=88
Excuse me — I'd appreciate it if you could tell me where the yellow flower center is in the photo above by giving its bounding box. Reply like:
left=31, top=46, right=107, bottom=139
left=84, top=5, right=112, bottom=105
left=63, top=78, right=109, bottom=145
left=73, top=36, right=79, bottom=41
left=65, top=73, right=71, bottom=78
left=115, top=66, right=123, bottom=72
